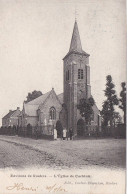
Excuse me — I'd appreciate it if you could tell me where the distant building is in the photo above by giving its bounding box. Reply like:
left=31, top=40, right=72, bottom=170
left=2, top=107, right=21, bottom=128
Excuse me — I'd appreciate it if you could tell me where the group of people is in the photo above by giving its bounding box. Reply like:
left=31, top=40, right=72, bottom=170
left=54, top=127, right=73, bottom=140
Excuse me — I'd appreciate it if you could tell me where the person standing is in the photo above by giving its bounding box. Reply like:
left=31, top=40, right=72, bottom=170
left=54, top=128, right=57, bottom=140
left=63, top=128, right=67, bottom=140
left=69, top=127, right=73, bottom=140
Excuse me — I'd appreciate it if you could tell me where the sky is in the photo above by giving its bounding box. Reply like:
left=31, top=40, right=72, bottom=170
left=0, top=0, right=126, bottom=125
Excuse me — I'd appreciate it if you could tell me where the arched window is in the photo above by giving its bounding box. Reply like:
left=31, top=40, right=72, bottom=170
left=50, top=107, right=56, bottom=120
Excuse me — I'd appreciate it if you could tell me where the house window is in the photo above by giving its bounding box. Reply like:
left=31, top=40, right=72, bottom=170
left=78, top=69, right=83, bottom=79
left=66, top=70, right=69, bottom=81
left=50, top=107, right=56, bottom=120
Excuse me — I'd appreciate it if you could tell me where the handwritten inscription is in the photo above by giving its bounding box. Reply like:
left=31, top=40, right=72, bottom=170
left=6, top=183, right=38, bottom=192
left=46, top=184, right=67, bottom=192
left=6, top=183, right=68, bottom=192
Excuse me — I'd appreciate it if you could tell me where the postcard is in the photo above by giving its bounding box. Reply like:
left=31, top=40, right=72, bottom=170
left=0, top=0, right=126, bottom=193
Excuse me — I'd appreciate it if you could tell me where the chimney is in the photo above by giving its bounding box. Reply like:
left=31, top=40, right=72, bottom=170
left=9, top=110, right=12, bottom=112
left=17, top=107, right=20, bottom=110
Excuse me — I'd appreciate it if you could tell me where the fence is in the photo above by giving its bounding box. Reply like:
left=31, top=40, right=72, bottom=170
left=101, top=124, right=126, bottom=138
left=0, top=125, right=54, bottom=140
left=0, top=126, right=18, bottom=136
left=0, top=124, right=125, bottom=139
left=114, top=124, right=126, bottom=138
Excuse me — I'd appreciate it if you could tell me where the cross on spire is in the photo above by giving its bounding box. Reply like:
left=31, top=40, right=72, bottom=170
left=74, top=8, right=78, bottom=21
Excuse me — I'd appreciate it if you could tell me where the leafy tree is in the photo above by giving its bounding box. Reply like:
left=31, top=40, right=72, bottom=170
left=25, top=90, right=43, bottom=103
left=101, top=101, right=110, bottom=127
left=77, top=97, right=95, bottom=125
left=112, top=112, right=122, bottom=126
left=119, top=82, right=126, bottom=124
left=101, top=75, right=119, bottom=127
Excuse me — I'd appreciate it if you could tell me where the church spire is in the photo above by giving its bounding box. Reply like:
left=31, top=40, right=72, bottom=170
left=69, top=20, right=82, bottom=53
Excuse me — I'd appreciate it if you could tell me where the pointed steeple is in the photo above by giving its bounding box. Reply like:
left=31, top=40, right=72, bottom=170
left=69, top=20, right=82, bottom=53
left=63, top=20, right=90, bottom=60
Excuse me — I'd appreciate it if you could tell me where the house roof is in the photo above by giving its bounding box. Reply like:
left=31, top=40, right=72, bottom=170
left=2, top=109, right=21, bottom=119
left=2, top=110, right=16, bottom=119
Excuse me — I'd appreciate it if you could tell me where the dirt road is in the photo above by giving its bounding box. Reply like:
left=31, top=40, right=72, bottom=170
left=0, top=136, right=125, bottom=169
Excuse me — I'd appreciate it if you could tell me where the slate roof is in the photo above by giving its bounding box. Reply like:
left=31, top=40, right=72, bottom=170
left=27, top=91, right=51, bottom=105
left=24, top=91, right=51, bottom=116
left=24, top=89, right=62, bottom=117
left=24, top=104, right=39, bottom=116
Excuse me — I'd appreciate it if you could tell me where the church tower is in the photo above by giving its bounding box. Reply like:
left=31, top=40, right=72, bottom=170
left=63, top=20, right=91, bottom=136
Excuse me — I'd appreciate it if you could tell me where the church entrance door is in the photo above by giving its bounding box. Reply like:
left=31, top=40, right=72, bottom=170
left=56, top=120, right=63, bottom=138
left=77, top=119, right=85, bottom=136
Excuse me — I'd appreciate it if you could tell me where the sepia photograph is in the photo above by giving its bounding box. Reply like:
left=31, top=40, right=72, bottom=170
left=0, top=0, right=126, bottom=193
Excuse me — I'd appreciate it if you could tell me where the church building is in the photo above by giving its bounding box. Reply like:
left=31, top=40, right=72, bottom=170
left=19, top=20, right=101, bottom=138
